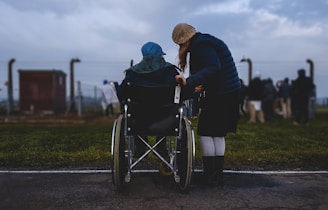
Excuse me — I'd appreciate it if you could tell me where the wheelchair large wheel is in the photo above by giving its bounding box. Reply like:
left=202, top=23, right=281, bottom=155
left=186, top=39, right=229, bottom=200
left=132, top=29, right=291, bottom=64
left=112, top=115, right=126, bottom=191
left=177, top=117, right=193, bottom=192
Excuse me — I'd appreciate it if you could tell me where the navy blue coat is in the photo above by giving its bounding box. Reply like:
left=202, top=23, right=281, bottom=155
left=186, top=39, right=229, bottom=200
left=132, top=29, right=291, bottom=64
left=187, top=33, right=241, bottom=97
left=186, top=33, right=241, bottom=136
left=116, top=55, right=196, bottom=104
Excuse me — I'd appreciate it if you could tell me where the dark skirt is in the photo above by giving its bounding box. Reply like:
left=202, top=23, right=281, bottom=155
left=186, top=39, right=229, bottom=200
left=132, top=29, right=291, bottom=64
left=197, top=91, right=239, bottom=137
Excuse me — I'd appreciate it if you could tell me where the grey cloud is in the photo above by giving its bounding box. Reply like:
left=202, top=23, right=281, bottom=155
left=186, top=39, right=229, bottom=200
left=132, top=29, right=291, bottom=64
left=0, top=0, right=327, bottom=98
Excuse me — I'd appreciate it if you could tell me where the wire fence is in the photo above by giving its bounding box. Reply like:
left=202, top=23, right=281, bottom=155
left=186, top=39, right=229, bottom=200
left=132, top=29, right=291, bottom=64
left=0, top=81, right=106, bottom=117
left=0, top=60, right=328, bottom=116
left=70, top=81, right=104, bottom=116
left=1, top=79, right=328, bottom=118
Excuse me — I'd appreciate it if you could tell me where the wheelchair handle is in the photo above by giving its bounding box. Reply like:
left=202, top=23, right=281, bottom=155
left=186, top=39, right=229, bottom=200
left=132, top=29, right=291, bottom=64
left=178, top=78, right=183, bottom=85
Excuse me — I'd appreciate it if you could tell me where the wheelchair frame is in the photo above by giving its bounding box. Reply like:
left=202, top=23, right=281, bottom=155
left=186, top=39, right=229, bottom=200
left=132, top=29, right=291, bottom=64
left=111, top=84, right=195, bottom=192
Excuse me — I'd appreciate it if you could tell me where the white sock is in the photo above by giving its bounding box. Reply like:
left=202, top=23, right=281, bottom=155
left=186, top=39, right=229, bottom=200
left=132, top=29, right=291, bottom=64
left=200, top=136, right=215, bottom=156
left=214, top=137, right=225, bottom=156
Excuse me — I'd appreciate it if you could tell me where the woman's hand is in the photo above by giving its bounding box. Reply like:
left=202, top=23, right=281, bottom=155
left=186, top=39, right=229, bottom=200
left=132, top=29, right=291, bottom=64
left=175, top=75, right=187, bottom=86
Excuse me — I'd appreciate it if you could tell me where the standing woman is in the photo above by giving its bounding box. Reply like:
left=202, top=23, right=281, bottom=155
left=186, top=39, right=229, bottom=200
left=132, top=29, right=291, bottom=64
left=172, top=23, right=241, bottom=186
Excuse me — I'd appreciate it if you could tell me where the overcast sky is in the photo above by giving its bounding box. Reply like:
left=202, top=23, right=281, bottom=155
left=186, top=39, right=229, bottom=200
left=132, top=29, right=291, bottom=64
left=0, top=0, right=327, bottom=99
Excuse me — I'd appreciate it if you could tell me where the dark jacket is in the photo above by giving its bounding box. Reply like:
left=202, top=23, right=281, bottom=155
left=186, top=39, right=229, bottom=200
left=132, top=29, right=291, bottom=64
left=263, top=79, right=277, bottom=102
left=293, top=75, right=315, bottom=101
left=117, top=56, right=188, bottom=102
left=186, top=33, right=241, bottom=97
left=279, top=81, right=292, bottom=100
left=247, top=77, right=264, bottom=100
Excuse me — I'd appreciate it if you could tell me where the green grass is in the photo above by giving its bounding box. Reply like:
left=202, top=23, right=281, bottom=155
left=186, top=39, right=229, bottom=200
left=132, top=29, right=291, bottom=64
left=225, top=111, right=328, bottom=170
left=0, top=109, right=327, bottom=170
left=0, top=123, right=112, bottom=169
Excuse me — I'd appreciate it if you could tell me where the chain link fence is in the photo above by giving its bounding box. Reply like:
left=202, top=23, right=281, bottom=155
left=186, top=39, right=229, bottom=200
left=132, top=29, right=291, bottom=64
left=0, top=81, right=110, bottom=117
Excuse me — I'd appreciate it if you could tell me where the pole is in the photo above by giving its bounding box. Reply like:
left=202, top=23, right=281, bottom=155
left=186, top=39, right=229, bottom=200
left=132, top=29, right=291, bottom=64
left=306, top=59, right=314, bottom=82
left=94, top=85, right=98, bottom=112
left=240, top=57, right=252, bottom=84
left=68, top=58, right=80, bottom=113
left=76, top=80, right=82, bottom=117
left=7, top=58, right=16, bottom=116
left=306, top=59, right=315, bottom=119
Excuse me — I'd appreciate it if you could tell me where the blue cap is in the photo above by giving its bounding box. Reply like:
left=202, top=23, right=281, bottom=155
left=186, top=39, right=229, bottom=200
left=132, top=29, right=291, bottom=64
left=103, top=79, right=108, bottom=85
left=141, top=42, right=166, bottom=57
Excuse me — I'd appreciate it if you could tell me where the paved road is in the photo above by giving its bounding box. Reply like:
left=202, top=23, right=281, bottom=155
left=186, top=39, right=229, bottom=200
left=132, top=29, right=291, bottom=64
left=1, top=171, right=327, bottom=210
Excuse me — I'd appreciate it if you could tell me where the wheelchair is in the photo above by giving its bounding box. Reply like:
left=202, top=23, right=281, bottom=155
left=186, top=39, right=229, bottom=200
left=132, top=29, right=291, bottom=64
left=111, top=82, right=195, bottom=192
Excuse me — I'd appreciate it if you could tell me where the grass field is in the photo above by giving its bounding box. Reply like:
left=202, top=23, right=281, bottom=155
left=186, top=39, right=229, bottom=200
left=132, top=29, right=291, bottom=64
left=0, top=108, right=327, bottom=171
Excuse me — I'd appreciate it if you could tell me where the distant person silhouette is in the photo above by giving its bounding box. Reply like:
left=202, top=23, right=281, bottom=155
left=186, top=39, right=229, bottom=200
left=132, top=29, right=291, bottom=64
left=246, top=72, right=265, bottom=123
left=101, top=80, right=119, bottom=117
left=292, top=69, right=315, bottom=125
left=278, top=78, right=292, bottom=119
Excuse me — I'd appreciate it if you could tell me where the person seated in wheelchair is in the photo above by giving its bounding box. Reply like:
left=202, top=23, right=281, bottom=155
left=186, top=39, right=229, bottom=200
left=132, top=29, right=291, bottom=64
left=117, top=41, right=190, bottom=160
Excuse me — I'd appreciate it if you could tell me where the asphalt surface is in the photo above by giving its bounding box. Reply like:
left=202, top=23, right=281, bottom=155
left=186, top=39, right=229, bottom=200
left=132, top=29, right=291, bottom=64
left=1, top=171, right=327, bottom=210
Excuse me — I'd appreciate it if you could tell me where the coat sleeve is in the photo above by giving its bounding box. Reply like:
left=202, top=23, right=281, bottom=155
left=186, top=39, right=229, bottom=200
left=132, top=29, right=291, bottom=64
left=186, top=43, right=221, bottom=88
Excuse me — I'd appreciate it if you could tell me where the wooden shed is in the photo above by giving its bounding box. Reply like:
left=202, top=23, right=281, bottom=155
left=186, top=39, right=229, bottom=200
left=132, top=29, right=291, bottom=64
left=19, top=70, right=67, bottom=114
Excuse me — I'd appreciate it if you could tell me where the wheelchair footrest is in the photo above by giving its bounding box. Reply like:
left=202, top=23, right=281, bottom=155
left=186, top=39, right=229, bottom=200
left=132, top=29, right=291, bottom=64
left=125, top=174, right=131, bottom=183
left=174, top=174, right=180, bottom=183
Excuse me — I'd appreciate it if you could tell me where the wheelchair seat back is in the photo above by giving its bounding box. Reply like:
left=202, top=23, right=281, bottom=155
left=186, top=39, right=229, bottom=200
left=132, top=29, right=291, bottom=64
left=124, top=82, right=181, bottom=136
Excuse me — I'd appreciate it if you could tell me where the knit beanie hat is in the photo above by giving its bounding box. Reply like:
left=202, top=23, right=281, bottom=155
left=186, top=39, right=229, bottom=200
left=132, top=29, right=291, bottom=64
left=172, top=23, right=197, bottom=44
left=141, top=42, right=166, bottom=57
